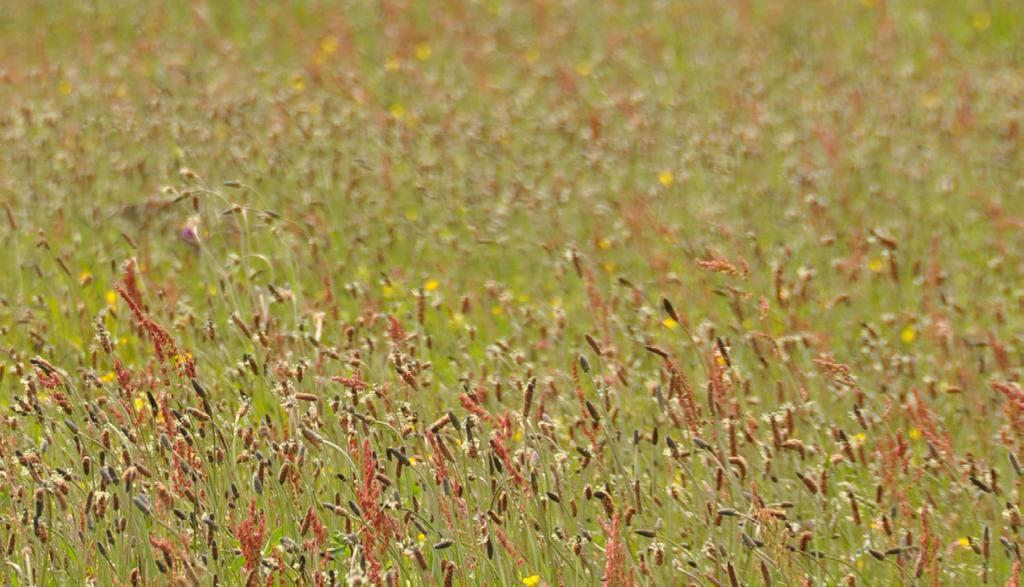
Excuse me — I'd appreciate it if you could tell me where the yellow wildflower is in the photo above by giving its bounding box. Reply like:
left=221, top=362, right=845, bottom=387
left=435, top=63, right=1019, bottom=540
left=972, top=12, right=991, bottom=31
left=320, top=36, right=339, bottom=54
left=851, top=432, right=867, bottom=448
left=900, top=326, right=916, bottom=344
left=449, top=313, right=466, bottom=329
left=415, top=43, right=432, bottom=61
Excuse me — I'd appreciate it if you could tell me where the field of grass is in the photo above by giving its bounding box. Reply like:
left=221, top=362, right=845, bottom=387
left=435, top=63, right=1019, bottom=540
left=1, top=1, right=1023, bottom=585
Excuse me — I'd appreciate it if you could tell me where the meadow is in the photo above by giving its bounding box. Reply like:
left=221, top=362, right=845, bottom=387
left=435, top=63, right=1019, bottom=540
left=0, top=0, right=1022, bottom=585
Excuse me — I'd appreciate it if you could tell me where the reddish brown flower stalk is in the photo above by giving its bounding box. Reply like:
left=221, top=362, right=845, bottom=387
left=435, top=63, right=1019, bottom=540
left=907, top=390, right=953, bottom=458
left=988, top=332, right=1011, bottom=372
left=113, top=359, right=134, bottom=391
left=492, top=523, right=525, bottom=566
left=234, top=499, right=267, bottom=575
left=149, top=535, right=176, bottom=569
left=915, top=508, right=939, bottom=583
left=386, top=315, right=405, bottom=346
left=437, top=492, right=455, bottom=529
left=459, top=393, right=495, bottom=425
left=331, top=375, right=369, bottom=391
left=115, top=284, right=173, bottom=360
left=490, top=434, right=528, bottom=491
left=994, top=381, right=1024, bottom=410
left=35, top=367, right=61, bottom=389
left=396, top=364, right=419, bottom=391
left=302, top=506, right=327, bottom=547
left=114, top=282, right=196, bottom=378
left=663, top=358, right=701, bottom=435
left=121, top=258, right=145, bottom=310
left=697, top=254, right=749, bottom=279
left=497, top=411, right=514, bottom=441
left=876, top=432, right=910, bottom=504
left=707, top=346, right=732, bottom=410
left=357, top=439, right=397, bottom=583
left=154, top=483, right=174, bottom=513
left=601, top=512, right=634, bottom=587
left=159, top=391, right=177, bottom=437
left=993, top=381, right=1024, bottom=437
left=814, top=353, right=864, bottom=402
left=426, top=431, right=452, bottom=484
left=1006, top=560, right=1021, bottom=587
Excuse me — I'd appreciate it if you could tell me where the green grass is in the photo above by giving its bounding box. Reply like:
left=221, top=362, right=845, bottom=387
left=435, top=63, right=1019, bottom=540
left=0, top=0, right=1022, bottom=585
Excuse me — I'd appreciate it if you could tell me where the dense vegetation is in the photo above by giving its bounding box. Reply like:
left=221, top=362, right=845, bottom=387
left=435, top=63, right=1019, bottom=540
left=0, top=1, right=1022, bottom=585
